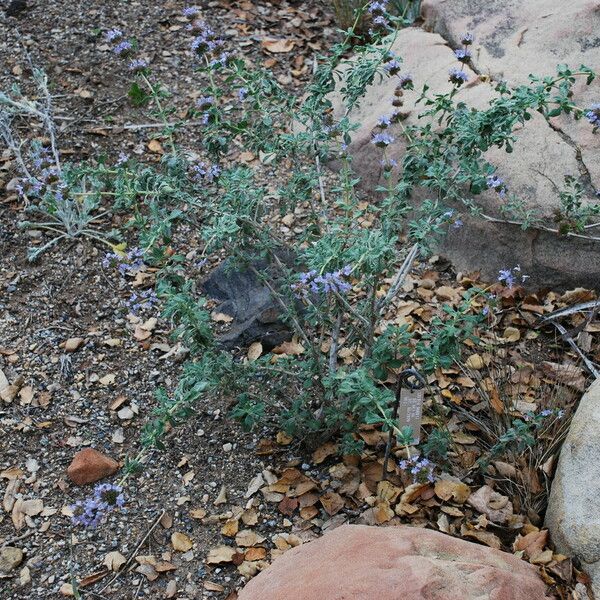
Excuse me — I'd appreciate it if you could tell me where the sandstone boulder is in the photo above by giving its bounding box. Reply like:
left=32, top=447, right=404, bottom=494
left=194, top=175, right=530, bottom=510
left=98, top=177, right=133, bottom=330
left=329, top=10, right=600, bottom=288
left=546, top=379, right=600, bottom=598
left=67, top=448, right=119, bottom=486
left=238, top=524, right=551, bottom=600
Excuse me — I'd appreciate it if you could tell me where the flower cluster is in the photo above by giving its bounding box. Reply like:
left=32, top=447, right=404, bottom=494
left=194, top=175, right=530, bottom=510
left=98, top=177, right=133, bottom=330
left=71, top=483, right=125, bottom=528
left=398, top=455, right=436, bottom=484
left=103, top=247, right=145, bottom=276
left=442, top=209, right=463, bottom=229
left=448, top=33, right=473, bottom=86
left=371, top=131, right=394, bottom=147
left=486, top=173, right=507, bottom=198
left=292, top=266, right=353, bottom=298
left=497, top=265, right=529, bottom=288
left=586, top=103, right=600, bottom=130
left=15, top=146, right=63, bottom=200
left=189, top=20, right=228, bottom=67
left=128, top=58, right=148, bottom=74
left=125, top=288, right=159, bottom=314
left=540, top=407, right=565, bottom=419
left=368, top=1, right=391, bottom=32
left=192, top=162, right=221, bottom=183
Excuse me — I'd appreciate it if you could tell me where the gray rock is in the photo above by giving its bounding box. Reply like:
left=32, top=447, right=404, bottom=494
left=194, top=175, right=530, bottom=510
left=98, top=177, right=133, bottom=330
left=545, top=379, right=600, bottom=597
left=201, top=256, right=294, bottom=349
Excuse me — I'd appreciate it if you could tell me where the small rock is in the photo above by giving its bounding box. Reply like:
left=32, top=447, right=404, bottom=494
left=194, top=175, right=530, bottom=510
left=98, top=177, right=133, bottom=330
left=67, top=448, right=119, bottom=485
left=0, top=547, right=23, bottom=573
left=223, top=443, right=233, bottom=453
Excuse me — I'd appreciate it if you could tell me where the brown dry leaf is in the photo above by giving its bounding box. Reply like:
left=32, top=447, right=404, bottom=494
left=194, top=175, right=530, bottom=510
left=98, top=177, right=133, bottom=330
left=221, top=518, right=239, bottom=538
left=211, top=311, right=234, bottom=323
left=465, top=354, right=484, bottom=370
left=320, top=491, right=345, bottom=516
left=206, top=546, right=237, bottom=565
left=276, top=431, right=293, bottom=445
left=64, top=337, right=84, bottom=352
left=503, top=327, right=521, bottom=342
left=540, top=362, right=586, bottom=391
left=78, top=570, right=110, bottom=587
left=245, top=547, right=267, bottom=561
left=467, top=486, right=513, bottom=525
left=241, top=508, right=258, bottom=526
left=148, top=139, right=164, bottom=154
left=171, top=532, right=193, bottom=552
left=205, top=581, right=226, bottom=592
left=272, top=340, right=305, bottom=355
left=460, top=525, right=502, bottom=549
left=312, top=442, right=338, bottom=465
left=235, top=529, right=265, bottom=547
left=489, top=384, right=504, bottom=415
left=261, top=38, right=295, bottom=53
left=278, top=496, right=298, bottom=516
left=135, top=563, right=159, bottom=581
left=300, top=505, right=319, bottom=520
left=1, top=466, right=24, bottom=480
left=514, top=529, right=548, bottom=558
left=103, top=551, right=127, bottom=572
left=134, top=326, right=152, bottom=341
left=377, top=480, right=402, bottom=504
left=373, top=501, right=394, bottom=524
left=434, top=479, right=470, bottom=504
left=247, top=342, right=263, bottom=362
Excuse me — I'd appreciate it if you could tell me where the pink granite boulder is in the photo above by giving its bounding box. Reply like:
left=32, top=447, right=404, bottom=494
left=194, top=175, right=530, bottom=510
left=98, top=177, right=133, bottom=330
left=239, top=524, right=552, bottom=600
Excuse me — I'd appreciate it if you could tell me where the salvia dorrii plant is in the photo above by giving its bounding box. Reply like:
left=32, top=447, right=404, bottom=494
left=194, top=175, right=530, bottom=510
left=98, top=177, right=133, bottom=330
left=3, top=2, right=599, bottom=523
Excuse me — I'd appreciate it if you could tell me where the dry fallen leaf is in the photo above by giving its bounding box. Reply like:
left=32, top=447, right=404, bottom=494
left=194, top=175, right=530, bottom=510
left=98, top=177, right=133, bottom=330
left=247, top=342, right=263, bottom=362
left=206, top=546, right=237, bottom=565
left=261, top=38, right=295, bottom=53
left=103, top=551, right=127, bottom=572
left=171, top=532, right=193, bottom=552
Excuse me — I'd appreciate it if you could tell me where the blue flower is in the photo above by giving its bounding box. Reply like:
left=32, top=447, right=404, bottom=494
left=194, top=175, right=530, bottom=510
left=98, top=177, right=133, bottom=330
left=128, top=58, right=148, bottom=73
left=397, top=73, right=414, bottom=90
left=196, top=95, right=214, bottom=110
left=115, top=152, right=130, bottom=166
left=454, top=48, right=471, bottom=62
left=113, top=40, right=133, bottom=57
left=461, top=32, right=474, bottom=45
left=368, top=1, right=388, bottom=15
left=183, top=6, right=200, bottom=18
left=449, top=67, right=469, bottom=85
left=292, top=266, right=353, bottom=297
left=585, top=103, right=600, bottom=127
left=377, top=114, right=392, bottom=128
left=384, top=59, right=402, bottom=76
left=105, top=28, right=123, bottom=43
left=371, top=132, right=394, bottom=147
left=238, top=87, right=248, bottom=101
left=497, top=265, right=529, bottom=289
left=71, top=483, right=125, bottom=528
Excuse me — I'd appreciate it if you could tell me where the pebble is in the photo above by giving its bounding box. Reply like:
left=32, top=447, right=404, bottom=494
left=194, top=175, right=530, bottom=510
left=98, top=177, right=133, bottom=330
left=223, top=443, right=233, bottom=452
left=0, top=547, right=24, bottom=573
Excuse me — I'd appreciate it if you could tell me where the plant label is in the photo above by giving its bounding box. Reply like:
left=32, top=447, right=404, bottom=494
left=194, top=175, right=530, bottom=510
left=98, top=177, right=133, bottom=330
left=398, top=387, right=424, bottom=444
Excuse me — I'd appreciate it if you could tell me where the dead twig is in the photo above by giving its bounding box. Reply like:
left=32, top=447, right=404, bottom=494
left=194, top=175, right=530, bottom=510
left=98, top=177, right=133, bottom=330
left=96, top=509, right=166, bottom=594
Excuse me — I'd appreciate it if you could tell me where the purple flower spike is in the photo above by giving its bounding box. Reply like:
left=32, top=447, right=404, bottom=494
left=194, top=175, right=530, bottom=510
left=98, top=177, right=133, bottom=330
left=585, top=103, right=600, bottom=128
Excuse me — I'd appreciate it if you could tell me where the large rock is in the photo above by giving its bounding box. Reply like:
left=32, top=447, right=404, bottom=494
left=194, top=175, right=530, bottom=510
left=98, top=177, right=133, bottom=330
left=421, top=0, right=600, bottom=187
left=546, top=379, right=600, bottom=598
left=201, top=256, right=294, bottom=350
left=239, top=524, right=551, bottom=600
left=67, top=448, right=119, bottom=486
left=330, top=17, right=600, bottom=288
